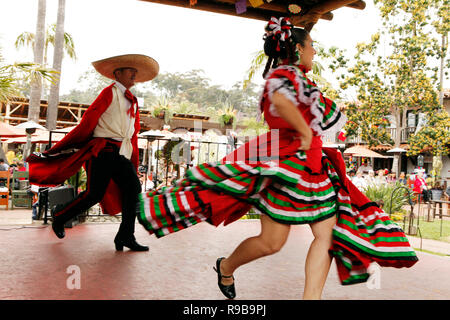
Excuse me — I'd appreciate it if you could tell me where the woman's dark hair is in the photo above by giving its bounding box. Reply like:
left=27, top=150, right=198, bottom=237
left=262, top=26, right=309, bottom=78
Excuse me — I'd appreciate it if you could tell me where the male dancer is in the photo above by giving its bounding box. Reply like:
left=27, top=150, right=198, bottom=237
left=28, top=54, right=159, bottom=251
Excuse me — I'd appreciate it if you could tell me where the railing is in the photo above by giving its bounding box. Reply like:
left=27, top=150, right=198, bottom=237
left=345, top=127, right=417, bottom=144
left=81, top=136, right=244, bottom=217
left=388, top=186, right=423, bottom=250
left=387, top=127, right=416, bottom=142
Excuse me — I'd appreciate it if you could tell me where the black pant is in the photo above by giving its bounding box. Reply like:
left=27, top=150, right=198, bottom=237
left=422, top=190, right=431, bottom=202
left=54, top=144, right=142, bottom=240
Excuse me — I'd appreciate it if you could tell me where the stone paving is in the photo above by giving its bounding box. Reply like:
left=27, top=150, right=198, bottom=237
left=0, top=208, right=449, bottom=300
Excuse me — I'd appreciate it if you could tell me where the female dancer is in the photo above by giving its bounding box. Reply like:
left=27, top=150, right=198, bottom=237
left=138, top=17, right=418, bottom=300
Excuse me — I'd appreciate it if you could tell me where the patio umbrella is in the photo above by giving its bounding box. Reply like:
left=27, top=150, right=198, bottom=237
left=0, top=121, right=27, bottom=138
left=4, top=129, right=66, bottom=144
left=386, top=147, right=407, bottom=153
left=15, top=120, right=47, bottom=131
left=140, top=129, right=166, bottom=138
left=14, top=121, right=47, bottom=159
left=387, top=147, right=407, bottom=175
left=344, top=145, right=388, bottom=158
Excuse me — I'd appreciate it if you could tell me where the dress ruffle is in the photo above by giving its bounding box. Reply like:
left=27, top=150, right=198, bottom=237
left=138, top=147, right=418, bottom=285
left=264, top=65, right=347, bottom=137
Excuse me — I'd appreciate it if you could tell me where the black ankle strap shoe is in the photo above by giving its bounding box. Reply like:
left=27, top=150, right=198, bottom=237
left=213, top=257, right=236, bottom=299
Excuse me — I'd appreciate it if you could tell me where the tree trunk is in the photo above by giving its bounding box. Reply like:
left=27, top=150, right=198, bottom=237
left=46, top=0, right=66, bottom=130
left=438, top=34, right=447, bottom=106
left=392, top=111, right=402, bottom=176
left=25, top=0, right=46, bottom=159
left=28, top=0, right=46, bottom=123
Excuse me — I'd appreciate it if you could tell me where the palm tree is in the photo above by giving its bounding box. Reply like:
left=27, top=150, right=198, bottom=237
left=14, top=15, right=76, bottom=104
left=28, top=0, right=47, bottom=124
left=15, top=23, right=77, bottom=67
left=0, top=44, right=58, bottom=161
left=0, top=51, right=58, bottom=103
left=47, top=0, right=67, bottom=130
left=15, top=0, right=76, bottom=131
left=243, top=46, right=327, bottom=89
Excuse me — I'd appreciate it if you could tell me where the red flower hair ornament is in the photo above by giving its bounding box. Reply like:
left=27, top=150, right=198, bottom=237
left=264, top=17, right=293, bottom=52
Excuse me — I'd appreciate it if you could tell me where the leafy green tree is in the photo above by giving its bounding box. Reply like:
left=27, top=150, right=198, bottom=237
left=334, top=0, right=449, bottom=162
left=151, top=69, right=260, bottom=119
left=60, top=69, right=111, bottom=104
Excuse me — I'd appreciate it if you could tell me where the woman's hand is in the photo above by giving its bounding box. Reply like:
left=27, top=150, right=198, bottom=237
left=295, top=129, right=313, bottom=150
left=272, top=91, right=314, bottom=151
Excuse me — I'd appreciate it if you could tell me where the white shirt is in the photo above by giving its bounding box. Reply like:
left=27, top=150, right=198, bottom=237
left=93, top=81, right=137, bottom=159
left=352, top=176, right=368, bottom=191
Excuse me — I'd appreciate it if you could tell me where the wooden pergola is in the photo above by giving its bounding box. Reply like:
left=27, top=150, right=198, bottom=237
left=0, top=98, right=245, bottom=135
left=139, top=0, right=366, bottom=31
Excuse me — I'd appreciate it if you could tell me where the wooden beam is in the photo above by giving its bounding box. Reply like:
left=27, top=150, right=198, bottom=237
left=345, top=0, right=366, bottom=10
left=321, top=12, right=333, bottom=21
left=139, top=0, right=336, bottom=26
left=139, top=0, right=274, bottom=21
left=291, top=0, right=359, bottom=27
left=308, top=0, right=363, bottom=14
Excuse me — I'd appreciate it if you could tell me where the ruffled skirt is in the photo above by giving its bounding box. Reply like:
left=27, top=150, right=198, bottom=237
left=137, top=149, right=418, bottom=285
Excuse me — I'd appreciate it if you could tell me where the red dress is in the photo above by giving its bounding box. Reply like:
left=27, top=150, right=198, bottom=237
left=138, top=64, right=418, bottom=285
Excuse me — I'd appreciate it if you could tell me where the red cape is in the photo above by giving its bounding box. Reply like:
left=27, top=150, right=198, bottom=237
left=27, top=83, right=141, bottom=215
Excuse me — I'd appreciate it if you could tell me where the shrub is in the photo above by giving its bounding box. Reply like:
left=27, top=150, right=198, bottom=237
left=364, top=182, right=409, bottom=216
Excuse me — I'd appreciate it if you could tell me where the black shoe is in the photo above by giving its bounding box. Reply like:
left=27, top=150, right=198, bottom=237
left=51, top=205, right=65, bottom=239
left=213, top=257, right=236, bottom=299
left=114, top=236, right=149, bottom=252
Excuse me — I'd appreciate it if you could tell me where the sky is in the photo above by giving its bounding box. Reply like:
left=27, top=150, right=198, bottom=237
left=0, top=0, right=422, bottom=96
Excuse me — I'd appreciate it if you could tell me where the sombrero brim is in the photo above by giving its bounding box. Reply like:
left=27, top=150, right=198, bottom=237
left=92, top=54, right=159, bottom=82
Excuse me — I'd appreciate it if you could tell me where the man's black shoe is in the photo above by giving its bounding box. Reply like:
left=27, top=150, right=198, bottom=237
left=51, top=205, right=65, bottom=239
left=52, top=221, right=65, bottom=239
left=114, top=237, right=149, bottom=251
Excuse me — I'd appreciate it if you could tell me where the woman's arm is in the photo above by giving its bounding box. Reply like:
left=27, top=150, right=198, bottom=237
left=271, top=91, right=313, bottom=150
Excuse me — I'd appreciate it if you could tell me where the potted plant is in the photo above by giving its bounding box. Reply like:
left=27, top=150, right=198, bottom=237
left=152, top=105, right=167, bottom=119
left=218, top=103, right=237, bottom=127
left=152, top=96, right=173, bottom=123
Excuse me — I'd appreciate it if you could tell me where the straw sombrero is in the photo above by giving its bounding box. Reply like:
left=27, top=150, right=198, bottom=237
left=92, top=54, right=159, bottom=82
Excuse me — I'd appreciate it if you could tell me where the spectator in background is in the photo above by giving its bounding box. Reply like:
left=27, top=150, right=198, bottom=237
left=387, top=173, right=397, bottom=184
left=366, top=170, right=376, bottom=186
left=374, top=169, right=388, bottom=186
left=29, top=184, right=40, bottom=220
left=398, top=172, right=407, bottom=185
left=352, top=170, right=368, bottom=192
left=16, top=161, right=27, bottom=181
left=0, top=158, right=8, bottom=187
left=413, top=170, right=430, bottom=202
left=347, top=170, right=356, bottom=180
left=0, top=159, right=9, bottom=171
left=444, top=183, right=450, bottom=201
left=358, top=160, right=373, bottom=174
left=407, top=173, right=415, bottom=189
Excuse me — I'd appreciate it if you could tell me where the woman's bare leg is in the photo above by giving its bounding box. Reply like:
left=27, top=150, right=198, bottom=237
left=303, top=214, right=337, bottom=300
left=219, top=214, right=291, bottom=285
